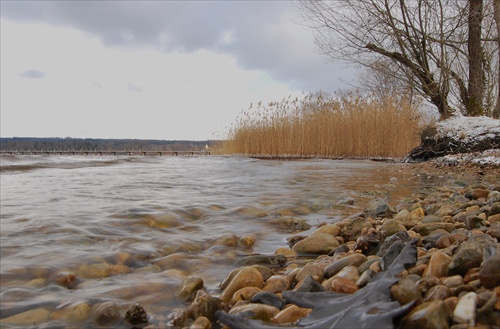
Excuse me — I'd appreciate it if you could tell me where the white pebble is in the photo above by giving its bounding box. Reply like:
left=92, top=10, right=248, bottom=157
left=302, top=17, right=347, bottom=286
left=453, top=291, right=477, bottom=326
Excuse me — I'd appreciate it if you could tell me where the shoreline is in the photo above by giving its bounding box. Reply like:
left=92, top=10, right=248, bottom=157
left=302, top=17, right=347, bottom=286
left=168, top=159, right=499, bottom=329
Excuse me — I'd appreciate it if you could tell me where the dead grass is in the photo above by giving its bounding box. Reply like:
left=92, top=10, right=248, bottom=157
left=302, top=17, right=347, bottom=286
left=217, top=91, right=425, bottom=158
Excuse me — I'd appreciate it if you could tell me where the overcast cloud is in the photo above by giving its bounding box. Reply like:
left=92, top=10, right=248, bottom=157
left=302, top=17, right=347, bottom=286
left=1, top=1, right=355, bottom=140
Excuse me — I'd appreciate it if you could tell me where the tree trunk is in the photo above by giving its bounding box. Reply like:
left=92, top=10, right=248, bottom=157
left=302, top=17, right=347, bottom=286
left=493, top=0, right=500, bottom=118
left=467, top=0, right=485, bottom=116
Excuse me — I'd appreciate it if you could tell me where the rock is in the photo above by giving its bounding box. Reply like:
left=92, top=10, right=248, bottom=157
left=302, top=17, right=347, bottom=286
left=325, top=277, right=359, bottom=294
left=295, top=263, right=324, bottom=282
left=190, top=316, right=212, bottom=329
left=237, top=254, right=287, bottom=267
left=239, top=235, right=256, bottom=248
left=312, top=223, right=341, bottom=236
left=292, top=233, right=339, bottom=255
left=435, top=205, right=455, bottom=217
left=421, top=215, right=443, bottom=223
left=229, top=303, right=280, bottom=321
left=231, top=287, right=262, bottom=304
left=479, top=254, right=500, bottom=288
left=48, top=272, right=82, bottom=289
left=443, top=275, right=464, bottom=288
left=423, top=285, right=451, bottom=302
left=323, top=253, right=368, bottom=278
left=412, top=223, right=455, bottom=236
left=173, top=291, right=223, bottom=327
left=366, top=199, right=396, bottom=218
left=0, top=308, right=51, bottom=326
left=472, top=188, right=490, bottom=200
left=52, top=302, right=91, bottom=323
left=423, top=251, right=452, bottom=278
left=341, top=217, right=373, bottom=242
left=272, top=304, right=312, bottom=324
left=453, top=291, right=477, bottom=326
left=489, top=202, right=500, bottom=216
left=220, top=267, right=264, bottom=303
left=390, top=278, right=422, bottom=305
left=436, top=233, right=467, bottom=249
left=400, top=300, right=450, bottom=329
left=422, top=230, right=449, bottom=248
left=78, top=263, right=111, bottom=278
left=269, top=217, right=311, bottom=233
left=356, top=269, right=375, bottom=288
left=92, top=302, right=121, bottom=327
left=447, top=233, right=496, bottom=276
left=332, top=265, right=359, bottom=282
left=178, top=276, right=204, bottom=301
left=124, top=303, right=149, bottom=326
left=274, top=247, right=297, bottom=257
left=379, top=219, right=407, bottom=239
left=251, top=292, right=286, bottom=310
left=353, top=232, right=380, bottom=255
left=294, top=275, right=326, bottom=292
left=411, top=207, right=425, bottom=221
left=262, top=274, right=292, bottom=293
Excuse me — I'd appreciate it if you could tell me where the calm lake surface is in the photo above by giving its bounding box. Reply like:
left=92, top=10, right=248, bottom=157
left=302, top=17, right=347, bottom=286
left=0, top=155, right=451, bottom=328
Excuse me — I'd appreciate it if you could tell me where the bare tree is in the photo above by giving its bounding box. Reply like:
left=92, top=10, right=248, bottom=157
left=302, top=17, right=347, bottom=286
left=299, top=0, right=499, bottom=119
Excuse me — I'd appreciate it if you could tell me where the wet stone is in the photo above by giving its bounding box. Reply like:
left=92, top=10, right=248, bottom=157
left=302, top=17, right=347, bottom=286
left=423, top=284, right=451, bottom=302
left=262, top=274, right=293, bottom=294
left=237, top=254, right=287, bottom=267
left=295, top=263, right=324, bottom=282
left=251, top=291, right=286, bottom=310
left=92, top=302, right=121, bottom=327
left=189, top=316, right=212, bottom=329
left=178, top=276, right=204, bottom=302
left=229, top=303, right=280, bottom=321
left=124, top=303, right=149, bottom=326
left=294, top=275, right=326, bottom=292
left=423, top=251, right=452, bottom=278
left=0, top=308, right=51, bottom=326
left=272, top=304, right=312, bottom=325
left=231, top=287, right=262, bottom=305
left=479, top=254, right=500, bottom=289
left=400, top=300, right=450, bottom=329
left=323, top=253, right=368, bottom=278
left=291, top=233, right=339, bottom=255
left=366, top=199, right=396, bottom=218
left=390, top=278, right=422, bottom=305
left=220, top=266, right=264, bottom=303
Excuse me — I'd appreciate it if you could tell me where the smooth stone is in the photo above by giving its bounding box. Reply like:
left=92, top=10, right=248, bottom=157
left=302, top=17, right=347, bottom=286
left=341, top=217, right=373, bottom=242
left=269, top=217, right=311, bottom=233
left=292, top=233, right=339, bottom=255
left=422, top=230, right=449, bottom=248
left=489, top=202, right=500, bottom=216
left=379, top=219, right=407, bottom=239
left=332, top=265, right=359, bottom=282
left=411, top=207, right=425, bottom=221
left=229, top=303, right=280, bottom=321
left=78, top=263, right=111, bottom=278
left=324, top=253, right=368, bottom=278
left=294, top=275, right=326, bottom=292
left=412, top=223, right=455, bottom=236
left=395, top=209, right=411, bottom=221
left=52, top=302, right=91, bottom=323
left=366, top=199, right=396, bottom=218
left=447, top=234, right=496, bottom=276
left=435, top=205, right=455, bottom=217
left=239, top=235, right=256, bottom=248
left=0, top=308, right=51, bottom=326
left=251, top=291, right=286, bottom=310
left=190, top=316, right=212, bottom=329
left=400, top=300, right=450, bottom=329
left=220, top=267, right=264, bottom=303
left=312, top=223, right=341, bottom=236
left=274, top=247, right=297, bottom=257
left=237, top=254, right=287, bottom=267
left=423, top=284, right=451, bottom=302
left=453, top=292, right=477, bottom=326
left=479, top=254, right=500, bottom=288
left=231, top=287, right=262, bottom=304
left=353, top=233, right=380, bottom=255
left=295, top=264, right=324, bottom=283
left=443, top=275, right=464, bottom=288
left=357, top=257, right=381, bottom=275
left=172, top=291, right=223, bottom=327
left=355, top=269, right=375, bottom=288
left=436, top=233, right=467, bottom=249
left=262, top=275, right=293, bottom=293
left=93, top=302, right=121, bottom=327
left=390, top=278, right=422, bottom=305
left=178, top=276, right=204, bottom=301
left=272, top=304, right=312, bottom=324
left=423, top=251, right=452, bottom=278
left=422, top=215, right=442, bottom=223
left=326, top=277, right=359, bottom=294
left=48, top=271, right=82, bottom=289
left=472, top=188, right=490, bottom=200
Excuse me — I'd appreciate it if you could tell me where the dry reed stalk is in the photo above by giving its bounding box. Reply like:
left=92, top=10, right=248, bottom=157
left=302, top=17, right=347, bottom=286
left=219, top=92, right=423, bottom=158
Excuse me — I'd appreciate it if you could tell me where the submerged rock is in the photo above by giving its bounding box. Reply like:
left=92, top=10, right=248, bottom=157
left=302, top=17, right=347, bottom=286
left=124, top=303, right=149, bottom=326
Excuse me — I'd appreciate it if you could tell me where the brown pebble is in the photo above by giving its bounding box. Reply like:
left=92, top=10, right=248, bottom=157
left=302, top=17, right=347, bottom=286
left=190, top=316, right=212, bottom=329
left=231, top=287, right=262, bottom=305
left=272, top=305, right=312, bottom=324
left=423, top=251, right=451, bottom=278
left=325, top=277, right=358, bottom=294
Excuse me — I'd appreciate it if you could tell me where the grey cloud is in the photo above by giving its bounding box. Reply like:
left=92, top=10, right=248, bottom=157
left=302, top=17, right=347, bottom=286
left=127, top=82, right=142, bottom=92
left=2, top=1, right=354, bottom=92
left=20, top=69, right=45, bottom=79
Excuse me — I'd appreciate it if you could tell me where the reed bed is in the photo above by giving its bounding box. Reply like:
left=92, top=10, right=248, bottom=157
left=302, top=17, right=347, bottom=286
left=219, top=92, right=425, bottom=158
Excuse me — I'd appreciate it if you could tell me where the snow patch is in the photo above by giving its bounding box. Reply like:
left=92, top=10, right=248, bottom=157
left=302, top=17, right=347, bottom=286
left=437, top=116, right=499, bottom=143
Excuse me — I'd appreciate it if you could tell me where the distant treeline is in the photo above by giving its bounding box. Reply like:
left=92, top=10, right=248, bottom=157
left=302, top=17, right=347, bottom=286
left=0, top=137, right=217, bottom=152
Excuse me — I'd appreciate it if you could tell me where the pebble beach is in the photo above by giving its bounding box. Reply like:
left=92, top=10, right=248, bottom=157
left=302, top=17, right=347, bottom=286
left=167, top=161, right=500, bottom=329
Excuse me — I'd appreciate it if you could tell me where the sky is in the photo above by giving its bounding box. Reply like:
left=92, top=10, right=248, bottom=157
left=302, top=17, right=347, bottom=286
left=1, top=1, right=355, bottom=140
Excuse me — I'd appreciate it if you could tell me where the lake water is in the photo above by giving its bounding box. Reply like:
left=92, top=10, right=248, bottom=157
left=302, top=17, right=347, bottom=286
left=0, top=155, right=449, bottom=328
